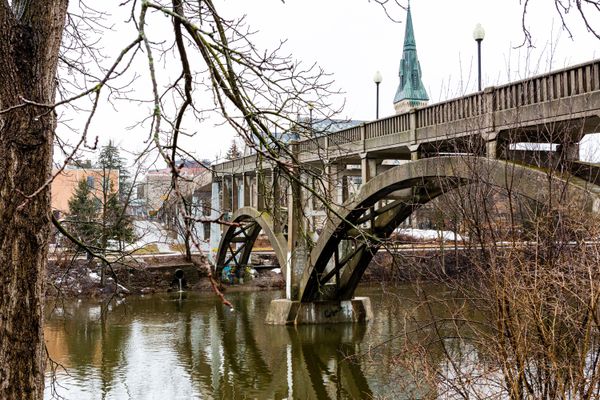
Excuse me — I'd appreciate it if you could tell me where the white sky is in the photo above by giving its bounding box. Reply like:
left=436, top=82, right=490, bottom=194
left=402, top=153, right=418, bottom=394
left=57, top=0, right=600, bottom=166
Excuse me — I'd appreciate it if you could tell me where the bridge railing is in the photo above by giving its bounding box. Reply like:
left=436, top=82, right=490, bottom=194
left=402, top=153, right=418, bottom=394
left=213, top=154, right=258, bottom=172
left=495, top=60, right=600, bottom=111
left=328, top=125, right=362, bottom=146
left=416, top=92, right=485, bottom=128
left=366, top=113, right=410, bottom=138
left=298, top=137, right=326, bottom=153
left=213, top=59, right=600, bottom=173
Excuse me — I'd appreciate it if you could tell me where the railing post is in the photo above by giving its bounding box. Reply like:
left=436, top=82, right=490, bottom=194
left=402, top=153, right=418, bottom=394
left=361, top=123, right=366, bottom=152
left=484, top=86, right=496, bottom=132
left=482, top=86, right=498, bottom=159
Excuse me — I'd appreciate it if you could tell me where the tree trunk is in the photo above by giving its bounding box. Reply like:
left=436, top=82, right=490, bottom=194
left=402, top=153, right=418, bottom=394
left=0, top=2, right=68, bottom=398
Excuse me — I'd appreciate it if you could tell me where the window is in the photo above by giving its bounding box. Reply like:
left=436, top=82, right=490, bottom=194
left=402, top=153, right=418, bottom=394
left=86, top=176, right=94, bottom=190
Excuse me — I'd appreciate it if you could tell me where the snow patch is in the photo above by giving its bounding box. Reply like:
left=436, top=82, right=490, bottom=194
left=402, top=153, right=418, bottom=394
left=396, top=228, right=464, bottom=241
left=88, top=272, right=101, bottom=282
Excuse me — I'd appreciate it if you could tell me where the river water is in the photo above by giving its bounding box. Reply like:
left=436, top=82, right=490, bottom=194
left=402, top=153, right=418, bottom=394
left=44, top=285, right=455, bottom=399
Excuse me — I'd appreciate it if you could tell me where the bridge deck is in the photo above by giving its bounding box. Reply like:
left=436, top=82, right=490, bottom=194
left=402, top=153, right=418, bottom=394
left=214, top=59, right=600, bottom=175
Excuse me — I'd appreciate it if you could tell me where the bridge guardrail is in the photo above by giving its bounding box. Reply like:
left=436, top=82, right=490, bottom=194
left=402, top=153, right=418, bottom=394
left=213, top=59, right=600, bottom=174
left=328, top=125, right=362, bottom=146
left=366, top=113, right=410, bottom=138
left=416, top=92, right=484, bottom=128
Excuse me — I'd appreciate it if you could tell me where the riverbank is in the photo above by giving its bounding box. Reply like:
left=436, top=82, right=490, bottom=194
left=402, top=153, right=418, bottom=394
left=45, top=253, right=286, bottom=299
left=45, top=247, right=474, bottom=299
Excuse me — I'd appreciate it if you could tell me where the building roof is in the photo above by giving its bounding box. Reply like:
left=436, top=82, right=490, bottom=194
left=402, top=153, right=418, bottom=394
left=393, top=5, right=429, bottom=106
left=294, top=118, right=364, bottom=139
left=146, top=160, right=208, bottom=177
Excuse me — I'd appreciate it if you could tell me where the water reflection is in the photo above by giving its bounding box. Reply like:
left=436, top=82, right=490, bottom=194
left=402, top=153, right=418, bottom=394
left=46, top=286, right=466, bottom=399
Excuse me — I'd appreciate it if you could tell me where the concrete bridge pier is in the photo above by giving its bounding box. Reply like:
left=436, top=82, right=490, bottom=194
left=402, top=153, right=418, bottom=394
left=267, top=152, right=373, bottom=325
left=265, top=297, right=373, bottom=325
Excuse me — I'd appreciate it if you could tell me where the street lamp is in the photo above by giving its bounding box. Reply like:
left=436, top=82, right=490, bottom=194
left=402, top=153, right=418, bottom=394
left=473, top=23, right=485, bottom=92
left=308, top=102, right=314, bottom=130
left=373, top=70, right=382, bottom=119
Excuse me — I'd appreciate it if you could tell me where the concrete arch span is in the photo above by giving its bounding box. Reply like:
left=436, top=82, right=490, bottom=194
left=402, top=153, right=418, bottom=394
left=216, top=206, right=288, bottom=279
left=299, top=156, right=600, bottom=302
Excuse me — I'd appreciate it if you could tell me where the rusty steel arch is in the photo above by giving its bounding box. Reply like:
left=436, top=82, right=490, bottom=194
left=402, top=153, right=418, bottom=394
left=299, top=156, right=600, bottom=302
left=216, top=207, right=288, bottom=279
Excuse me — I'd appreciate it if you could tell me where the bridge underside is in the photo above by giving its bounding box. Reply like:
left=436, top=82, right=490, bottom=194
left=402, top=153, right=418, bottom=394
left=299, top=156, right=600, bottom=303
left=215, top=156, right=600, bottom=309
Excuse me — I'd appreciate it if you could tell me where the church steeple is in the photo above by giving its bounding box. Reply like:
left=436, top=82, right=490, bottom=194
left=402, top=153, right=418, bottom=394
left=393, top=4, right=429, bottom=114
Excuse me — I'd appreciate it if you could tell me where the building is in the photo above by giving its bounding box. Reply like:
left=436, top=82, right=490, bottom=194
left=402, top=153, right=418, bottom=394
left=51, top=168, right=119, bottom=216
left=142, top=160, right=213, bottom=239
left=393, top=4, right=429, bottom=114
left=143, top=160, right=211, bottom=217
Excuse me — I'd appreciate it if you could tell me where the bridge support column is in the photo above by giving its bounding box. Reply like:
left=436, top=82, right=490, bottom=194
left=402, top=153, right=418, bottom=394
left=242, top=173, right=250, bottom=207
left=285, top=145, right=306, bottom=300
left=483, top=132, right=499, bottom=159
left=559, top=142, right=580, bottom=161
left=324, top=162, right=336, bottom=206
left=360, top=154, right=378, bottom=185
left=341, top=174, right=349, bottom=203
left=265, top=297, right=373, bottom=325
left=232, top=175, right=240, bottom=212
left=409, top=144, right=420, bottom=161
left=222, top=176, right=232, bottom=215
left=272, top=167, right=285, bottom=234
left=208, top=180, right=221, bottom=264
left=486, top=140, right=497, bottom=159
left=256, top=170, right=266, bottom=210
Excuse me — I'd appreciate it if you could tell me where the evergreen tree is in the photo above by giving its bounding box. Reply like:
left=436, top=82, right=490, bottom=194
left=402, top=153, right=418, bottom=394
left=96, top=141, right=135, bottom=249
left=97, top=140, right=131, bottom=201
left=67, top=179, right=100, bottom=247
left=102, top=180, right=135, bottom=247
left=225, top=139, right=242, bottom=160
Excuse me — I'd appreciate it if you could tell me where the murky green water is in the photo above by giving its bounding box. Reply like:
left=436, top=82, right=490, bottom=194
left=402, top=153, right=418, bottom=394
left=44, top=285, right=454, bottom=399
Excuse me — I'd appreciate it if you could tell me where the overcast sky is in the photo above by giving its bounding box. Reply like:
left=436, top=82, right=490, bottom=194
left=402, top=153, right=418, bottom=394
left=59, top=1, right=600, bottom=166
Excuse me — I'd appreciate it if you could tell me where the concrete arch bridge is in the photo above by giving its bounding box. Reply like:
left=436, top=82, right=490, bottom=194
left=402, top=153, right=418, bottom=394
left=210, top=59, right=600, bottom=324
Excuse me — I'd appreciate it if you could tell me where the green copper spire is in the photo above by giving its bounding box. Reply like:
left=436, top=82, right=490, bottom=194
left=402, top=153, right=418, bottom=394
left=393, top=4, right=429, bottom=112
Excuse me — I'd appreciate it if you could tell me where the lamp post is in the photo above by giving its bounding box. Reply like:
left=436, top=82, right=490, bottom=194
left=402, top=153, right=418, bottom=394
left=308, top=102, right=314, bottom=130
left=373, top=70, right=382, bottom=119
left=473, top=23, right=485, bottom=92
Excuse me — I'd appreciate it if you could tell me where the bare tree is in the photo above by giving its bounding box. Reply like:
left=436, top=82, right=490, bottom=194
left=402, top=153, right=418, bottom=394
left=365, top=99, right=600, bottom=399
left=0, top=1, right=337, bottom=395
left=0, top=2, right=68, bottom=397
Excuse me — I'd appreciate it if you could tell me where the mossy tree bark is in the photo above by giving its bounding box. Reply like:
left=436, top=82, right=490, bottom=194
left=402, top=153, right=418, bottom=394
left=0, top=2, right=68, bottom=398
